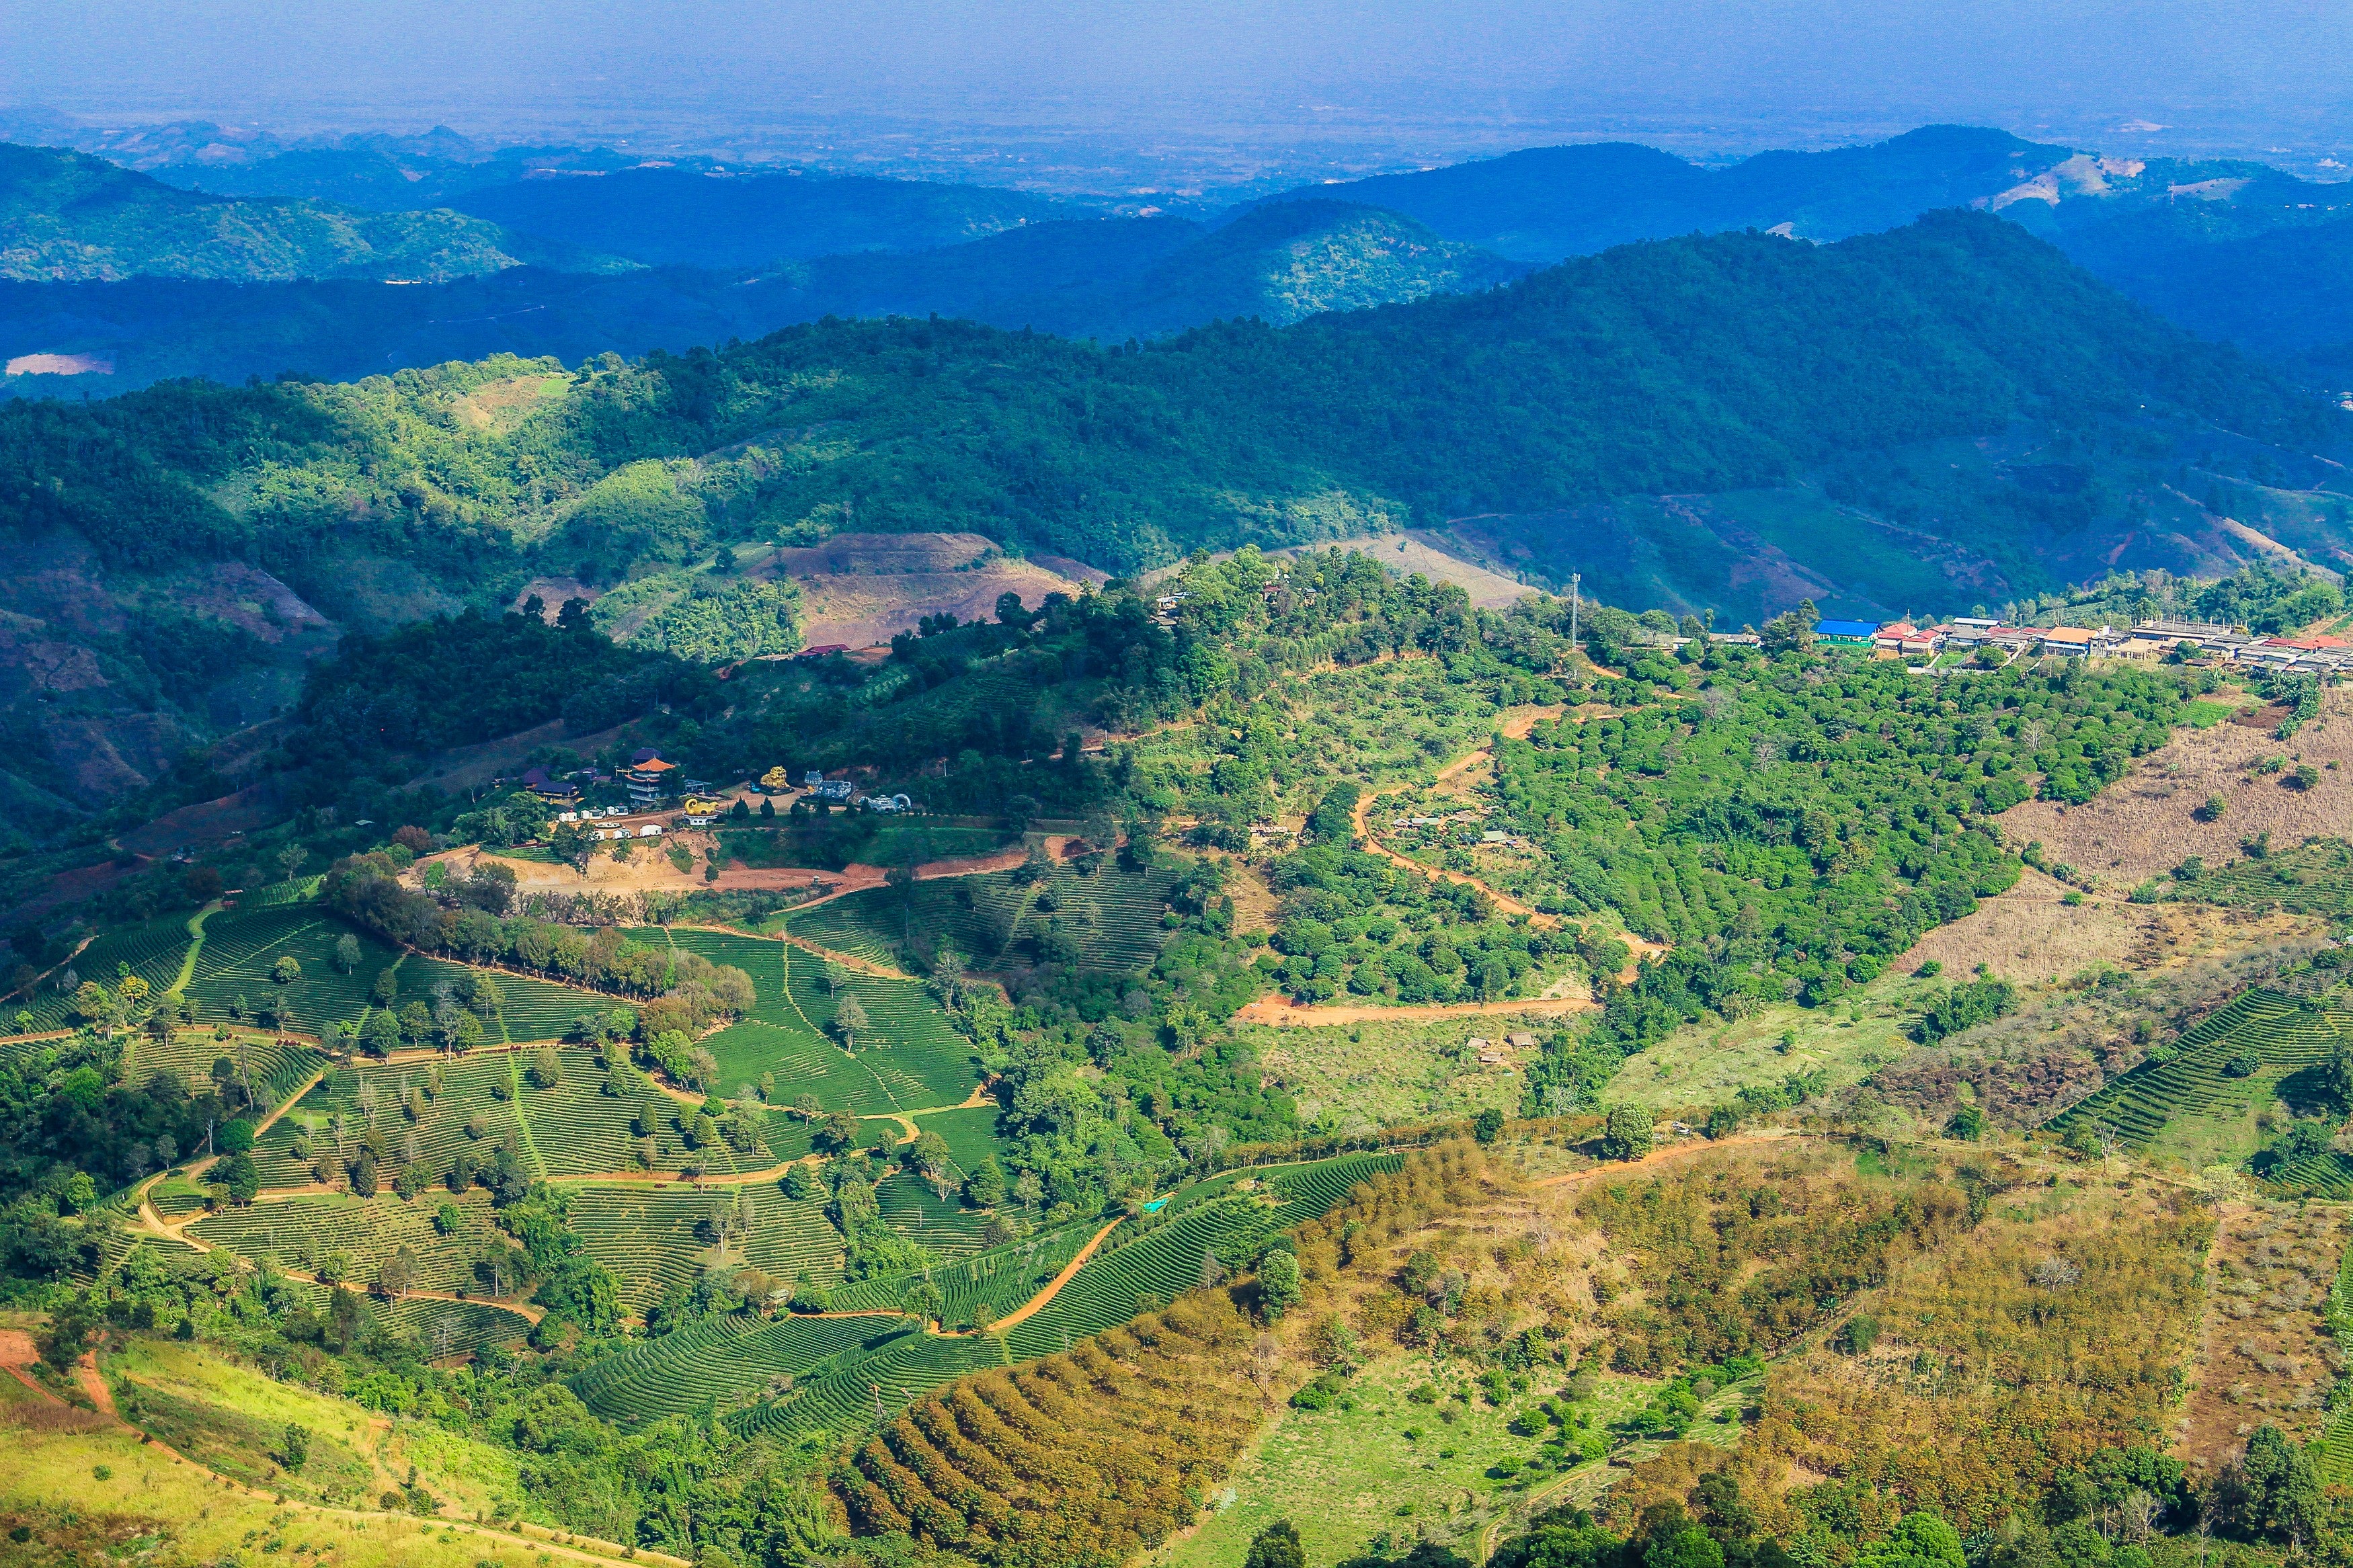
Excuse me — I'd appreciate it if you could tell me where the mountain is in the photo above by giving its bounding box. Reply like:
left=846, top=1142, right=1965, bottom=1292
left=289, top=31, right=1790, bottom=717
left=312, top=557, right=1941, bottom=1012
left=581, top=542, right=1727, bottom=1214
left=443, top=165, right=1090, bottom=267
left=1986, top=155, right=2353, bottom=360
left=0, top=202, right=1518, bottom=390
left=1006, top=200, right=1525, bottom=339
left=1263, top=125, right=2075, bottom=261
left=0, top=215, right=2338, bottom=816
left=0, top=141, right=625, bottom=283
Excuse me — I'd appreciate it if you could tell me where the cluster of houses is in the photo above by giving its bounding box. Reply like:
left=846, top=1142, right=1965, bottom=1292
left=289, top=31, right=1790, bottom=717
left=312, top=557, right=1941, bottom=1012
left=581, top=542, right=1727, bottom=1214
left=493, top=748, right=918, bottom=852
left=1804, top=616, right=2353, bottom=671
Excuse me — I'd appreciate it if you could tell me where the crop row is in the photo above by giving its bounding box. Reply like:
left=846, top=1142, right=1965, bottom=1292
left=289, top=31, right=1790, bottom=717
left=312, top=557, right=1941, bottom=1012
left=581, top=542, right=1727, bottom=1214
left=2043, top=990, right=2338, bottom=1147
left=571, top=1313, right=890, bottom=1426
left=565, top=1182, right=845, bottom=1315
left=789, top=862, right=1176, bottom=978
left=13, top=915, right=196, bottom=1032
left=728, top=1149, right=1395, bottom=1443
left=190, top=1188, right=505, bottom=1295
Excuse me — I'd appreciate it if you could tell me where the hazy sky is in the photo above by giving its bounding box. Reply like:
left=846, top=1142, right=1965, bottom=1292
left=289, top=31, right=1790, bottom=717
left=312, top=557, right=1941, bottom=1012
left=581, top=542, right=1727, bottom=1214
left=8, top=0, right=2352, bottom=155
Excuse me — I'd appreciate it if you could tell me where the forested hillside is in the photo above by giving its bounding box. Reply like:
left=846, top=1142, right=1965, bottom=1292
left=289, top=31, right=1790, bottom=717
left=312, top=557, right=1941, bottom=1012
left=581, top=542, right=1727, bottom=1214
left=0, top=142, right=623, bottom=283
left=0, top=208, right=2339, bottom=815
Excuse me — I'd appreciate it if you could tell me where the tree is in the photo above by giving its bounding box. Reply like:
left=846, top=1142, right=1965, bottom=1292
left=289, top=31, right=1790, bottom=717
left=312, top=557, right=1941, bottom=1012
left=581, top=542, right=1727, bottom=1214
left=1601, top=1104, right=1654, bottom=1161
left=909, top=1130, right=953, bottom=1192
left=1257, top=1248, right=1302, bottom=1321
left=333, top=934, right=361, bottom=973
left=1644, top=1527, right=1726, bottom=1568
left=272, top=956, right=303, bottom=985
left=530, top=1044, right=563, bottom=1088
left=903, top=1278, right=945, bottom=1324
left=1244, top=1520, right=1306, bottom=1568
left=280, top=1423, right=311, bottom=1473
left=38, top=1290, right=104, bottom=1372
left=833, top=993, right=869, bottom=1051
left=379, top=1245, right=420, bottom=1303
left=362, top=1010, right=401, bottom=1057
left=2197, top=794, right=2228, bottom=822
left=278, top=843, right=310, bottom=884
left=1853, top=1514, right=1964, bottom=1568
left=371, top=968, right=398, bottom=1008
left=965, top=1157, right=1008, bottom=1208
left=792, top=1093, right=822, bottom=1122
left=2233, top=1423, right=2323, bottom=1543
left=817, top=1108, right=862, bottom=1153
left=1472, top=1108, right=1506, bottom=1144
left=551, top=821, right=596, bottom=877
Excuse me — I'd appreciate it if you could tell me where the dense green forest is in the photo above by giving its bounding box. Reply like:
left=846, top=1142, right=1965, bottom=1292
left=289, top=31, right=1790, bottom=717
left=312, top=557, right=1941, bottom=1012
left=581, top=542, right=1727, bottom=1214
left=3, top=210, right=2332, bottom=590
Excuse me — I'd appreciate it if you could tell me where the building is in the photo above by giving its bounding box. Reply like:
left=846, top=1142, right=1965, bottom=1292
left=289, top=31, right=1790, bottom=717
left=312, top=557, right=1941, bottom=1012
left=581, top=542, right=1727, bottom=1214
left=518, top=766, right=578, bottom=801
left=1873, top=622, right=1944, bottom=657
left=2038, top=626, right=2102, bottom=657
left=1814, top=619, right=1881, bottom=645
left=625, top=751, right=678, bottom=809
left=795, top=644, right=850, bottom=661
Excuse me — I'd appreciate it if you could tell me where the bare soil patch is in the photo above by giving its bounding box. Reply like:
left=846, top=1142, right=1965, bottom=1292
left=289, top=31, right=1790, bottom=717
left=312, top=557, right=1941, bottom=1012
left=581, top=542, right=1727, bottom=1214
left=1999, top=688, right=2353, bottom=885
left=1894, top=869, right=2314, bottom=986
left=2176, top=1202, right=2346, bottom=1475
left=757, top=532, right=1109, bottom=649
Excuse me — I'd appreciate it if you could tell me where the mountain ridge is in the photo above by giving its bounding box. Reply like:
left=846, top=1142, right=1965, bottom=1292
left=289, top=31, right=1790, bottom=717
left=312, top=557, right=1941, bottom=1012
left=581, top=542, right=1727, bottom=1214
left=0, top=140, right=629, bottom=283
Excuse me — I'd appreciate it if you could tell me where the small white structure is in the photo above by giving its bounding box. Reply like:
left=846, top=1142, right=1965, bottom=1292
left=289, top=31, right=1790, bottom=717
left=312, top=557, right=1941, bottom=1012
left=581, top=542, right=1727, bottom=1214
left=637, top=824, right=663, bottom=838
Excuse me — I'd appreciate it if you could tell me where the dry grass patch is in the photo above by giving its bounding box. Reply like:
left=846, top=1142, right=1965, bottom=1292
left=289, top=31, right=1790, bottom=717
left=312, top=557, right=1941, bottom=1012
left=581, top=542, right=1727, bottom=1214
left=2175, top=1200, right=2346, bottom=1476
left=2000, top=688, right=2353, bottom=886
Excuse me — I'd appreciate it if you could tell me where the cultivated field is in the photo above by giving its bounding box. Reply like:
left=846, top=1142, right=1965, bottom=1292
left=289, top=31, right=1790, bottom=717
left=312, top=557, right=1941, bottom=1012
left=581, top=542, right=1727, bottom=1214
left=1242, top=1014, right=1527, bottom=1130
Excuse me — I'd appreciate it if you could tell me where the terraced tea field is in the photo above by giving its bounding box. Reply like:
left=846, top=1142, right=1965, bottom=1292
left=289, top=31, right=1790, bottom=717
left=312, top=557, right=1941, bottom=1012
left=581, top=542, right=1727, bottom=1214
left=566, top=1182, right=846, bottom=1315
left=399, top=954, right=612, bottom=1042
left=2045, top=987, right=2347, bottom=1151
left=190, top=1188, right=505, bottom=1295
left=2321, top=1244, right=2353, bottom=1483
left=727, top=1150, right=1400, bottom=1443
left=13, top=913, right=196, bottom=1032
left=825, top=1219, right=1096, bottom=1324
left=875, top=1175, right=994, bottom=1257
left=2188, top=839, right=2353, bottom=918
left=907, top=1104, right=1007, bottom=1176
left=572, top=1313, right=897, bottom=1425
left=130, top=1032, right=326, bottom=1109
left=183, top=907, right=397, bottom=1036
left=791, top=862, right=1179, bottom=976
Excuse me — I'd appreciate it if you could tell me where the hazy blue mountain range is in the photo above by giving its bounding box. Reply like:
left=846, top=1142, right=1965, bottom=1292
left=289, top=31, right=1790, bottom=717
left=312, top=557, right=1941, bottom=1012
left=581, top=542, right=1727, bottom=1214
left=0, top=201, right=1519, bottom=388
left=0, top=142, right=625, bottom=283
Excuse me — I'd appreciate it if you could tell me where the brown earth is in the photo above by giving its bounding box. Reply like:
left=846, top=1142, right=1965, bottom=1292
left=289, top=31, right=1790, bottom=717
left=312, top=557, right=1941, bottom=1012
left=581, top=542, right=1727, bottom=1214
left=1893, top=868, right=2323, bottom=986
left=758, top=532, right=1109, bottom=649
left=2176, top=1202, right=2346, bottom=1475
left=1999, top=688, right=2353, bottom=886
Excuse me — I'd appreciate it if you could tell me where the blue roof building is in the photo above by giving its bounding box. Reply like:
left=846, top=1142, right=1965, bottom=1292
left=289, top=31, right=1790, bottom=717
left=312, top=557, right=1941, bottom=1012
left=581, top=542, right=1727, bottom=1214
left=1815, top=619, right=1881, bottom=645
